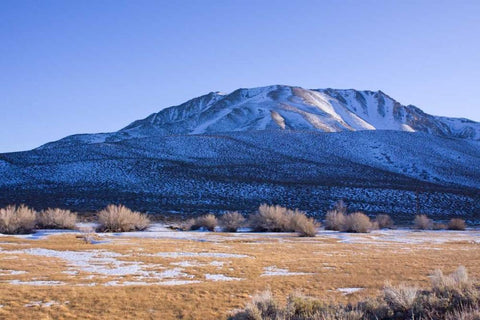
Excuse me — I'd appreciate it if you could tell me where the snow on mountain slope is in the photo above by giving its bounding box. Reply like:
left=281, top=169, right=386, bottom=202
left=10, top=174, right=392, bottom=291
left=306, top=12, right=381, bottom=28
left=1, top=130, right=479, bottom=216
left=120, top=85, right=480, bottom=139
left=4, top=85, right=480, bottom=216
left=37, top=85, right=480, bottom=150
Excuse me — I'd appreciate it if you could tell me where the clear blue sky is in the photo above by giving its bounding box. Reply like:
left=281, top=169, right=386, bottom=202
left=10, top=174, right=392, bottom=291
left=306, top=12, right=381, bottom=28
left=1, top=0, right=479, bottom=152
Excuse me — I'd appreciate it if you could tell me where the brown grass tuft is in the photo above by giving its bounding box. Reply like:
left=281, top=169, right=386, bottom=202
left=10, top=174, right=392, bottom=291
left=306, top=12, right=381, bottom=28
left=37, top=208, right=77, bottom=229
left=96, top=204, right=150, bottom=232
left=0, top=205, right=36, bottom=234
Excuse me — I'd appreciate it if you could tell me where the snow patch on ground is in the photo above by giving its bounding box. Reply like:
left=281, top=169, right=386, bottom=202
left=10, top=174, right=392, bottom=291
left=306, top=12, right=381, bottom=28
left=24, top=300, right=68, bottom=307
left=337, top=288, right=364, bottom=295
left=10, top=280, right=65, bottom=286
left=150, top=252, right=249, bottom=259
left=205, top=274, right=242, bottom=281
left=0, top=269, right=27, bottom=275
left=261, top=266, right=313, bottom=277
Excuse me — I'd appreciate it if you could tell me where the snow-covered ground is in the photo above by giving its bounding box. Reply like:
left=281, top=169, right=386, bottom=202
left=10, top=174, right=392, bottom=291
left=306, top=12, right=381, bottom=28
left=1, top=224, right=479, bottom=288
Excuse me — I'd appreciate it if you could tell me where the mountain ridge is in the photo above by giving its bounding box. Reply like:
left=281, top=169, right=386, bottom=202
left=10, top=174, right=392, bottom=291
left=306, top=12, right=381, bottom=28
left=38, top=85, right=480, bottom=150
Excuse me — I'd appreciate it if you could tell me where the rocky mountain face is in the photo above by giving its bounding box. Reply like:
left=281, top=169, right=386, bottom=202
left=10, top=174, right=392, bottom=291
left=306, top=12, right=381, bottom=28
left=1, top=85, right=479, bottom=218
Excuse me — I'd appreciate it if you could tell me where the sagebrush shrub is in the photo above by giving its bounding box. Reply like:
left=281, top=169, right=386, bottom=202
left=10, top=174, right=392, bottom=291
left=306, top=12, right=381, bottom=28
left=191, top=214, right=218, bottom=231
left=375, top=214, right=394, bottom=229
left=249, top=204, right=317, bottom=236
left=433, top=222, right=447, bottom=230
left=414, top=214, right=433, bottom=230
left=37, top=208, right=77, bottom=229
left=448, top=218, right=466, bottom=231
left=219, top=211, right=245, bottom=232
left=229, top=267, right=480, bottom=320
left=0, top=205, right=36, bottom=234
left=333, top=199, right=348, bottom=214
left=249, top=204, right=291, bottom=232
left=97, top=204, right=150, bottom=232
left=383, top=283, right=419, bottom=314
left=229, top=290, right=282, bottom=320
left=230, top=266, right=480, bottom=320
left=179, top=218, right=196, bottom=231
left=324, top=210, right=346, bottom=231
left=289, top=212, right=319, bottom=237
left=344, top=212, right=373, bottom=233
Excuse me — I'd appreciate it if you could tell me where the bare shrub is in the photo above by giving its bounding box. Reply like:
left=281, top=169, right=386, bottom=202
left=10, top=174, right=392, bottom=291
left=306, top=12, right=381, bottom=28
left=445, top=307, right=480, bottom=320
left=433, top=222, right=447, bottom=230
left=96, top=204, right=150, bottom=232
left=289, top=212, right=319, bottom=237
left=448, top=218, right=466, bottom=231
left=76, top=225, right=96, bottom=244
left=324, top=210, right=346, bottom=231
left=333, top=199, right=348, bottom=214
left=220, top=211, right=245, bottom=232
left=344, top=212, right=373, bottom=233
left=37, top=208, right=77, bottom=229
left=249, top=204, right=291, bottom=232
left=383, top=283, right=419, bottom=314
left=191, top=214, right=218, bottom=231
left=431, top=266, right=471, bottom=291
left=0, top=205, right=36, bottom=234
left=414, top=214, right=433, bottom=230
left=229, top=290, right=282, bottom=320
left=179, top=218, right=196, bottom=231
left=249, top=204, right=317, bottom=236
left=431, top=266, right=479, bottom=313
left=375, top=214, right=394, bottom=229
left=231, top=267, right=480, bottom=320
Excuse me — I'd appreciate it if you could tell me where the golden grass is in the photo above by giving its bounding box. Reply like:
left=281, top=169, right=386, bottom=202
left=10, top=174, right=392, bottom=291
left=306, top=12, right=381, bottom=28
left=0, top=231, right=479, bottom=319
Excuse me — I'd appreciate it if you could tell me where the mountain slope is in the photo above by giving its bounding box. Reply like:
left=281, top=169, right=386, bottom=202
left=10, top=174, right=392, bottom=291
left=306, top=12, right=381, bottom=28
left=2, top=85, right=480, bottom=217
left=39, top=85, right=480, bottom=150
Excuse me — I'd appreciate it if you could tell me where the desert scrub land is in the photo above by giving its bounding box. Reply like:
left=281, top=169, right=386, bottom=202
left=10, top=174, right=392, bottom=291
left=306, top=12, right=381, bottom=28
left=0, top=226, right=479, bottom=319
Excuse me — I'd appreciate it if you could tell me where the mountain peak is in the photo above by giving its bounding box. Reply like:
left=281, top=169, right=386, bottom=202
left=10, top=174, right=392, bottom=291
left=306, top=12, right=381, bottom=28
left=119, top=85, right=480, bottom=140
left=37, top=85, right=480, bottom=150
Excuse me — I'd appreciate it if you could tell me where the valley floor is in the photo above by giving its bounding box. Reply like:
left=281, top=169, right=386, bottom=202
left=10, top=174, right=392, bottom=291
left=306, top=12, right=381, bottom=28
left=0, top=226, right=479, bottom=319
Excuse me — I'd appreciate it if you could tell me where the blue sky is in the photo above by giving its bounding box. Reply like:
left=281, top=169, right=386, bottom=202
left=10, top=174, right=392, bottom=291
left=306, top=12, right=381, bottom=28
left=1, top=0, right=479, bottom=152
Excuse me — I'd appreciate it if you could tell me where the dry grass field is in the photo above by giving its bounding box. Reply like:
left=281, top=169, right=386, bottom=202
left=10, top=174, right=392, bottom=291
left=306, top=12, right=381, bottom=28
left=0, top=227, right=479, bottom=319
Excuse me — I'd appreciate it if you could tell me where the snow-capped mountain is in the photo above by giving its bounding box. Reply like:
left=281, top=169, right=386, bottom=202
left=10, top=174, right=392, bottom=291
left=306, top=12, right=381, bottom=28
left=1, top=85, right=479, bottom=217
left=40, top=85, right=480, bottom=149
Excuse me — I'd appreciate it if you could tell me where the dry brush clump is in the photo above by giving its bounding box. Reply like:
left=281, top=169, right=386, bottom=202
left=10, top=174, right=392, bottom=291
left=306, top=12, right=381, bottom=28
left=230, top=266, right=480, bottom=320
left=96, top=204, right=150, bottom=232
left=219, top=211, right=245, bottom=232
left=36, top=208, right=77, bottom=229
left=375, top=214, right=394, bottom=229
left=324, top=209, right=346, bottom=231
left=325, top=210, right=374, bottom=233
left=249, top=204, right=291, bottom=232
left=344, top=212, right=374, bottom=233
left=0, top=205, right=36, bottom=234
left=414, top=214, right=433, bottom=230
left=448, top=218, right=466, bottom=230
left=289, top=212, right=319, bottom=237
left=249, top=204, right=319, bottom=237
left=190, top=214, right=218, bottom=231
